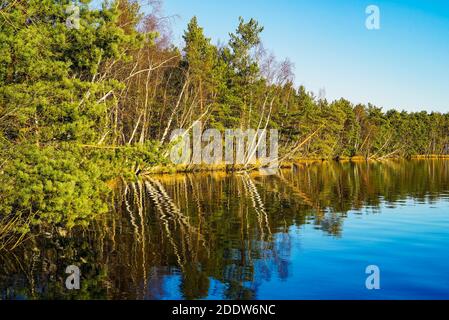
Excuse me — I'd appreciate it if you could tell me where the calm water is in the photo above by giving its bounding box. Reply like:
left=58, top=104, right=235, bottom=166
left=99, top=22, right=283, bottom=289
left=1, top=160, right=449, bottom=299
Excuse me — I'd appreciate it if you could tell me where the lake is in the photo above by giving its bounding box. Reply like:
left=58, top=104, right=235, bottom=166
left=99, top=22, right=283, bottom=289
left=1, top=159, right=449, bottom=299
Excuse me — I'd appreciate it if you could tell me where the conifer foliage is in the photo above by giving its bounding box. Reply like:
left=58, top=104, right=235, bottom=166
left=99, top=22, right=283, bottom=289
left=0, top=1, right=448, bottom=246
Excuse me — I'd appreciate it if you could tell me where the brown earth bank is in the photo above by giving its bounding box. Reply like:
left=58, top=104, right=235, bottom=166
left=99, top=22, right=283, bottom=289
left=140, top=156, right=449, bottom=175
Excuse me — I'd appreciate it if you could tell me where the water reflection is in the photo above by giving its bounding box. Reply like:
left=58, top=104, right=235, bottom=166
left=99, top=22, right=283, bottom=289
left=1, top=160, right=449, bottom=299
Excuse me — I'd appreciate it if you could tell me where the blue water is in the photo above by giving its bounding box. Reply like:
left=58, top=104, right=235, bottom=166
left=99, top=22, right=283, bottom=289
left=159, top=198, right=449, bottom=300
left=2, top=161, right=449, bottom=300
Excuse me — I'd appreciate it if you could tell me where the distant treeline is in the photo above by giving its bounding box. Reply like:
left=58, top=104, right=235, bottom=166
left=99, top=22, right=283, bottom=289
left=1, top=1, right=448, bottom=161
left=0, top=1, right=448, bottom=244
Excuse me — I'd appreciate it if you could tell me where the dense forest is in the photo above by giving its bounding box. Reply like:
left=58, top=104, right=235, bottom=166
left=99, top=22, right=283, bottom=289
left=1, top=1, right=448, bottom=247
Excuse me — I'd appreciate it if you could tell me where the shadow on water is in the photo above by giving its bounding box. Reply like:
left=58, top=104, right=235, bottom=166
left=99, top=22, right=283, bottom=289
left=1, top=159, right=449, bottom=299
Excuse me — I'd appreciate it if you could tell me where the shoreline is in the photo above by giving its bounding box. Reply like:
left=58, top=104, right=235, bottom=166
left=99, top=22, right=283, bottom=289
left=140, top=155, right=449, bottom=176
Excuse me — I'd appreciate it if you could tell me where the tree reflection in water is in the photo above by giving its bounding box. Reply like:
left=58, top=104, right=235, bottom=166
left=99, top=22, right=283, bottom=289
left=1, top=160, right=448, bottom=299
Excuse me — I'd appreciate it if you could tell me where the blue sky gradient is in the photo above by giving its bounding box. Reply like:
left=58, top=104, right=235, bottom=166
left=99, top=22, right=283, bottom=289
left=161, top=0, right=449, bottom=112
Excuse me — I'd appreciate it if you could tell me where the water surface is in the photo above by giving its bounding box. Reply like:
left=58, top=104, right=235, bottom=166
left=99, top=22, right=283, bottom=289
left=1, top=160, right=449, bottom=299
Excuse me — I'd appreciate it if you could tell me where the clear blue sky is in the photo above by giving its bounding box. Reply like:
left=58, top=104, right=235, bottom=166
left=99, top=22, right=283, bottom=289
left=160, top=0, right=449, bottom=113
